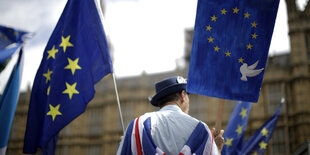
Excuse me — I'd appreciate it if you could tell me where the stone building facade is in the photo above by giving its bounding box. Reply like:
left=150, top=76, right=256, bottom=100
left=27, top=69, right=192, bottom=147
left=5, top=0, right=310, bottom=154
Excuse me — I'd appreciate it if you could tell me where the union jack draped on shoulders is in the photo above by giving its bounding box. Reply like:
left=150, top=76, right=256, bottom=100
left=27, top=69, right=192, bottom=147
left=118, top=114, right=219, bottom=155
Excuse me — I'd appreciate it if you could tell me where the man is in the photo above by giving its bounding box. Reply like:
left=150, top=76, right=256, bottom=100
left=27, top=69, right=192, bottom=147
left=117, top=76, right=224, bottom=155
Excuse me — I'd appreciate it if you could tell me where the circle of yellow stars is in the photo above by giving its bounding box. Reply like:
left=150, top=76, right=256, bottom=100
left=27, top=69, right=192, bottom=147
left=43, top=34, right=82, bottom=122
left=205, top=7, right=259, bottom=65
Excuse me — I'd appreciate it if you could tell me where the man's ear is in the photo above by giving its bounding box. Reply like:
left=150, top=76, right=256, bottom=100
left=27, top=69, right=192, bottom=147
left=180, top=90, right=186, bottom=102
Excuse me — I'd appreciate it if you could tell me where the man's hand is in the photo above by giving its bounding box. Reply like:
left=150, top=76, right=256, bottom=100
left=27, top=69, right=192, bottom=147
left=211, top=128, right=224, bottom=153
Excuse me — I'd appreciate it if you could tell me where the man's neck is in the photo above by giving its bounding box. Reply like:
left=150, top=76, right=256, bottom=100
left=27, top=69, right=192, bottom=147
left=160, top=101, right=182, bottom=110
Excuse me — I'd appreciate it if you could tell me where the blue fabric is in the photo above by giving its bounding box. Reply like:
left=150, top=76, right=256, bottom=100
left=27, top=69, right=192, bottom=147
left=0, top=25, right=28, bottom=45
left=241, top=102, right=282, bottom=154
left=184, top=122, right=210, bottom=154
left=120, top=120, right=134, bottom=155
left=142, top=118, right=157, bottom=155
left=0, top=44, right=22, bottom=65
left=42, top=134, right=59, bottom=155
left=187, top=0, right=280, bottom=102
left=23, top=0, right=113, bottom=154
left=0, top=49, right=24, bottom=148
left=221, top=101, right=252, bottom=155
left=0, top=25, right=28, bottom=64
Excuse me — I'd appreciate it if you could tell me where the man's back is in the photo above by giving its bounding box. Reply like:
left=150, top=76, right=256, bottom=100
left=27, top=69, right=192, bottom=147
left=149, top=105, right=199, bottom=155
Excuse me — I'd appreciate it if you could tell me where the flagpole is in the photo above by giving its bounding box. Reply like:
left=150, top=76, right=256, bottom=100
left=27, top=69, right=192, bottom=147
left=94, top=0, right=125, bottom=133
left=215, top=98, right=225, bottom=131
left=112, top=73, right=125, bottom=133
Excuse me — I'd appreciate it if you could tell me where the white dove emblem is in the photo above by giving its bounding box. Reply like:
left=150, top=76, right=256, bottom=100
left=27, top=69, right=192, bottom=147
left=240, top=60, right=264, bottom=81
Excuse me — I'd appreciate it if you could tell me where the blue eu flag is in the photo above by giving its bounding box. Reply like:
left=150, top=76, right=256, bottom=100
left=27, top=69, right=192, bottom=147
left=0, top=26, right=29, bottom=154
left=221, top=101, right=252, bottom=155
left=0, top=49, right=24, bottom=155
left=0, top=25, right=28, bottom=64
left=241, top=100, right=283, bottom=154
left=23, top=0, right=113, bottom=154
left=187, top=0, right=280, bottom=102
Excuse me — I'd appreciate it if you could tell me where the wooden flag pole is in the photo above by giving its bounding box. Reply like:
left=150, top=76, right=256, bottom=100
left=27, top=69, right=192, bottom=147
left=215, top=98, right=225, bottom=131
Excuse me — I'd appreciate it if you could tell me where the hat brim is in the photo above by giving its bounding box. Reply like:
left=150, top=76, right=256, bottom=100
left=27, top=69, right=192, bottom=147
left=150, top=84, right=186, bottom=106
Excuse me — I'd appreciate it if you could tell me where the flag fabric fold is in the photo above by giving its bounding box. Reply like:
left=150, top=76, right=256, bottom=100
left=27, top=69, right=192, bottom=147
left=0, top=49, right=24, bottom=155
left=23, top=0, right=113, bottom=154
left=187, top=0, right=280, bottom=102
left=240, top=100, right=283, bottom=154
left=221, top=101, right=252, bottom=155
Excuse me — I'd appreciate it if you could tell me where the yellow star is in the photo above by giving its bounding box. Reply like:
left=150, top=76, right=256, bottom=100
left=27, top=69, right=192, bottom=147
left=247, top=43, right=253, bottom=50
left=224, top=137, right=233, bottom=147
left=239, top=107, right=247, bottom=118
left=235, top=124, right=243, bottom=135
left=59, top=35, right=74, bottom=52
left=251, top=151, right=258, bottom=155
left=251, top=22, right=258, bottom=28
left=46, top=104, right=62, bottom=121
left=62, top=82, right=79, bottom=100
left=4, top=36, right=8, bottom=40
left=64, top=58, right=82, bottom=75
left=47, top=85, right=51, bottom=96
left=252, top=33, right=258, bottom=39
left=259, top=141, right=267, bottom=150
left=214, top=46, right=220, bottom=52
left=221, top=9, right=227, bottom=15
left=244, top=12, right=250, bottom=18
left=225, top=51, right=231, bottom=57
left=43, top=69, right=53, bottom=84
left=233, top=7, right=240, bottom=14
left=0, top=33, right=2, bottom=37
left=238, top=57, right=244, bottom=64
left=211, top=15, right=218, bottom=21
left=13, top=31, right=18, bottom=36
left=208, top=36, right=214, bottom=43
left=261, top=128, right=269, bottom=137
left=206, top=25, right=212, bottom=31
left=47, top=45, right=59, bottom=60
